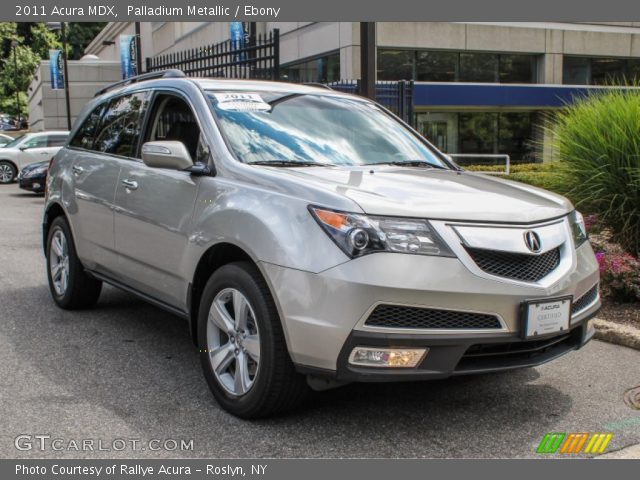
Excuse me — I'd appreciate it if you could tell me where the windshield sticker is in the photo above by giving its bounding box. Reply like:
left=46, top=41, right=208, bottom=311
left=213, top=93, right=271, bottom=112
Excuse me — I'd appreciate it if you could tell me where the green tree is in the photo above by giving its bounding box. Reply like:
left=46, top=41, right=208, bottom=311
left=0, top=44, right=40, bottom=118
left=66, top=23, right=106, bottom=60
left=29, top=23, right=61, bottom=58
left=0, top=21, right=107, bottom=121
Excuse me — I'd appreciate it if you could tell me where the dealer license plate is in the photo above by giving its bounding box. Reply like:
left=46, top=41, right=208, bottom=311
left=523, top=297, right=571, bottom=338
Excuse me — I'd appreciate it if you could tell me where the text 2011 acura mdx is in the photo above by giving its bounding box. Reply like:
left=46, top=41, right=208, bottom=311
left=44, top=71, right=600, bottom=418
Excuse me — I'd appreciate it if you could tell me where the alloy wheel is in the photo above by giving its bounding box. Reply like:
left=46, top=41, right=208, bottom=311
left=0, top=163, right=13, bottom=183
left=49, top=229, right=70, bottom=296
left=207, top=288, right=261, bottom=396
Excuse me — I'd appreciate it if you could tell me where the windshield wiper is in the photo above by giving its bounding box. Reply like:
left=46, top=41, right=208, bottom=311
left=247, top=160, right=331, bottom=167
left=376, top=160, right=448, bottom=170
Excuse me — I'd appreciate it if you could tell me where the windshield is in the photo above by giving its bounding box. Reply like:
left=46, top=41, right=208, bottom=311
left=3, top=135, right=26, bottom=149
left=207, top=91, right=450, bottom=169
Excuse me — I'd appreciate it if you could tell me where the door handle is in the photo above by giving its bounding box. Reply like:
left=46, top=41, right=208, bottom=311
left=121, top=179, right=139, bottom=191
left=72, top=166, right=84, bottom=175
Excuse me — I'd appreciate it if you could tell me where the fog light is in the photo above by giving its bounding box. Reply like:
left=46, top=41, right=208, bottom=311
left=348, top=346, right=427, bottom=368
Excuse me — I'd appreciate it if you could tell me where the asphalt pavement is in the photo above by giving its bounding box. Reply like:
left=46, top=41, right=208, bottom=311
left=1, top=183, right=639, bottom=458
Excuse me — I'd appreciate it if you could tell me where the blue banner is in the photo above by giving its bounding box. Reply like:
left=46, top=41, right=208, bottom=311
left=119, top=34, right=138, bottom=79
left=230, top=22, right=245, bottom=51
left=49, top=50, right=63, bottom=90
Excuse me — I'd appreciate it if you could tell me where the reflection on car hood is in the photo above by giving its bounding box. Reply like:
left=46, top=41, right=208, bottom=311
left=269, top=165, right=573, bottom=223
left=21, top=160, right=49, bottom=172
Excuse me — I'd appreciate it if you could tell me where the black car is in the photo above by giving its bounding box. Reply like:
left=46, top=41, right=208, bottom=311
left=17, top=160, right=48, bottom=194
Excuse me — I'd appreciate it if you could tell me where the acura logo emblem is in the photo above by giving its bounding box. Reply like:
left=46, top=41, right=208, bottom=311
left=524, top=231, right=542, bottom=253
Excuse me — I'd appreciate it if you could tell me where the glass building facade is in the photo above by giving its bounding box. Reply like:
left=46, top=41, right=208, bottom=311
left=377, top=49, right=541, bottom=163
left=377, top=49, right=538, bottom=83
left=280, top=52, right=341, bottom=83
left=563, top=56, right=640, bottom=85
left=416, top=111, right=539, bottom=163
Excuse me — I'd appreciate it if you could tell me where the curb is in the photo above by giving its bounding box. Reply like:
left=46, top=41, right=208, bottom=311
left=597, top=443, right=640, bottom=459
left=594, top=318, right=640, bottom=351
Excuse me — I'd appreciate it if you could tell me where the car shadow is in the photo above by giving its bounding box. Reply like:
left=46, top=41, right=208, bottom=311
left=0, top=284, right=574, bottom=458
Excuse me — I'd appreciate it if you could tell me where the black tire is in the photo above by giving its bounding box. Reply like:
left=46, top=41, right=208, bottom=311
left=0, top=160, right=16, bottom=184
left=46, top=216, right=102, bottom=309
left=197, top=261, right=309, bottom=418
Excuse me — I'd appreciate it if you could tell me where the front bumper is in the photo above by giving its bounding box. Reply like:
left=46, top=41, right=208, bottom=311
left=18, top=173, right=46, bottom=193
left=260, top=242, right=600, bottom=377
left=316, top=310, right=597, bottom=382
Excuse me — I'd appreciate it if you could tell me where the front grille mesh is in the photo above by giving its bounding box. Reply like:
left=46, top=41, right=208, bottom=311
left=365, top=304, right=502, bottom=330
left=572, top=284, right=599, bottom=315
left=465, top=247, right=561, bottom=282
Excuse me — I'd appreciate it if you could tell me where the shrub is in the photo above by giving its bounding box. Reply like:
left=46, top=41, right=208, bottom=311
left=590, top=232, right=640, bottom=302
left=545, top=88, right=640, bottom=255
left=464, top=163, right=563, bottom=190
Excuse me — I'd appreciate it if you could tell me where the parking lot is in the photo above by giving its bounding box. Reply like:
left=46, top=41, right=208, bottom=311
left=0, top=182, right=639, bottom=459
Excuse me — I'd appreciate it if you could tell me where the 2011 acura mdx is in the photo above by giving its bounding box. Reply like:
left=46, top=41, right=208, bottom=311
left=43, top=70, right=600, bottom=418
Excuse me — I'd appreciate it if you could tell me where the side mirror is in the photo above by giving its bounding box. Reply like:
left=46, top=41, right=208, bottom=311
left=19, top=146, right=28, bottom=151
left=141, top=141, right=193, bottom=170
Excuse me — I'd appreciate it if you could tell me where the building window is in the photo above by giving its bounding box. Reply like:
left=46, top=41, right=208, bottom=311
left=416, top=51, right=457, bottom=82
left=563, top=56, right=640, bottom=85
left=378, top=49, right=538, bottom=83
left=416, top=111, right=538, bottom=163
left=281, top=52, right=340, bottom=83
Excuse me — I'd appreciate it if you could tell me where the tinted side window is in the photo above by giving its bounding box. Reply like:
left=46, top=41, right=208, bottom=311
left=145, top=95, right=203, bottom=162
left=47, top=135, right=68, bottom=147
left=69, top=104, right=104, bottom=150
left=94, top=91, right=150, bottom=158
left=23, top=135, right=48, bottom=149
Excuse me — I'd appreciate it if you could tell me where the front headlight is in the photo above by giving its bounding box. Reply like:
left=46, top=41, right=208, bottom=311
left=24, top=166, right=47, bottom=177
left=309, top=206, right=455, bottom=258
left=569, top=210, right=588, bottom=248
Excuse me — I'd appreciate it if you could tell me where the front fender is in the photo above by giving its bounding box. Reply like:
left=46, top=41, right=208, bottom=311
left=186, top=177, right=350, bottom=275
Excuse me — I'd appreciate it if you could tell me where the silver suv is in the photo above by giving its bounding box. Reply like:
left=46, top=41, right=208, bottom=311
left=44, top=71, right=600, bottom=418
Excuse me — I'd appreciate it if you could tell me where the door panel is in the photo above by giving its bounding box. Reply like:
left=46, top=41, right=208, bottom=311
left=69, top=151, right=121, bottom=274
left=113, top=164, right=198, bottom=309
left=19, top=146, right=53, bottom=169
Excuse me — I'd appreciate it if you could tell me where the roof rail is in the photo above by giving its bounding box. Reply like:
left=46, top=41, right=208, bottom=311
left=94, top=69, right=186, bottom=97
left=302, top=82, right=334, bottom=90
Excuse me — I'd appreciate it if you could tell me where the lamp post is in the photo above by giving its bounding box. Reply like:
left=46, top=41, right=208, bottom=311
left=10, top=40, right=20, bottom=126
left=134, top=22, right=143, bottom=74
left=359, top=22, right=376, bottom=100
left=46, top=22, right=72, bottom=130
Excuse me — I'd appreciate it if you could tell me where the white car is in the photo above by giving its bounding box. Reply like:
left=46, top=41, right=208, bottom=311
left=0, top=131, right=69, bottom=184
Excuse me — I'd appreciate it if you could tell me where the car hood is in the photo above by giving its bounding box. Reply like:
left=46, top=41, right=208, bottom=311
left=21, top=160, right=49, bottom=172
left=268, top=166, right=573, bottom=223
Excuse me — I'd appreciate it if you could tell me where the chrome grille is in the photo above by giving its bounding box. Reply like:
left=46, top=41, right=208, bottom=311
left=571, top=284, right=599, bottom=315
left=465, top=247, right=561, bottom=282
left=365, top=304, right=502, bottom=330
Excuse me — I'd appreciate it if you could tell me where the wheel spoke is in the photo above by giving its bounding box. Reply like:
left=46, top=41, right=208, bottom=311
left=243, top=334, right=260, bottom=362
left=209, top=343, right=235, bottom=375
left=232, top=290, right=249, bottom=331
left=51, top=236, right=63, bottom=257
left=234, top=352, right=250, bottom=395
left=209, top=300, right=235, bottom=334
left=60, top=267, right=68, bottom=293
left=51, top=262, right=63, bottom=281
